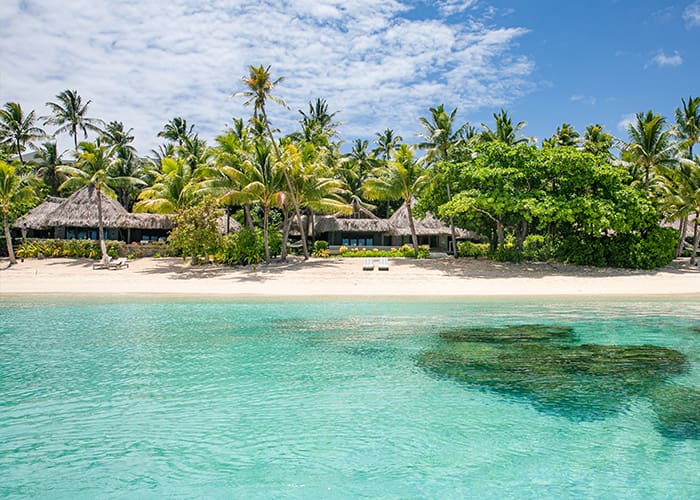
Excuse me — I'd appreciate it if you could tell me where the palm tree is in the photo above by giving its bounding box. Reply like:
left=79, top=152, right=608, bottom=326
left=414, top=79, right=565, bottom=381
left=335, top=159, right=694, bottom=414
left=234, top=64, right=308, bottom=259
left=626, top=110, right=675, bottom=191
left=583, top=124, right=614, bottom=157
left=364, top=144, right=431, bottom=253
left=373, top=128, right=403, bottom=160
left=133, top=157, right=196, bottom=214
left=294, top=98, right=340, bottom=146
left=101, top=121, right=144, bottom=210
left=0, top=160, right=38, bottom=265
left=0, top=102, right=45, bottom=164
left=43, top=90, right=103, bottom=151
left=656, top=159, right=700, bottom=263
left=34, top=142, right=65, bottom=196
left=158, top=117, right=195, bottom=146
left=547, top=123, right=580, bottom=147
left=480, top=109, right=529, bottom=145
left=336, top=139, right=376, bottom=210
left=675, top=96, right=700, bottom=159
left=417, top=104, right=469, bottom=257
left=58, top=140, right=144, bottom=263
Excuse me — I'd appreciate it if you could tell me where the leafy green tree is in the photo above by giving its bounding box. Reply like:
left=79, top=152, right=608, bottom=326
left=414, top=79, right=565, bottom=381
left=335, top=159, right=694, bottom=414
left=59, top=141, right=144, bottom=263
left=234, top=64, right=308, bottom=259
left=0, top=102, right=45, bottom=164
left=43, top=90, right=103, bottom=151
left=0, top=160, right=38, bottom=265
left=168, top=197, right=223, bottom=264
left=480, top=109, right=530, bottom=145
left=625, top=110, right=675, bottom=191
left=364, top=144, right=431, bottom=253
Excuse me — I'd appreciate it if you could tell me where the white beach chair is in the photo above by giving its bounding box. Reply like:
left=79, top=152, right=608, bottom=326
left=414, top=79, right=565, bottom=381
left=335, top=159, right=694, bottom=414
left=378, top=256, right=389, bottom=271
left=362, top=257, right=374, bottom=271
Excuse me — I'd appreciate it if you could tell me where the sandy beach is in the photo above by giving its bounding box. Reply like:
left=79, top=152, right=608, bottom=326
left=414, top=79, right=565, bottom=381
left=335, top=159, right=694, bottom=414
left=2, top=256, right=700, bottom=297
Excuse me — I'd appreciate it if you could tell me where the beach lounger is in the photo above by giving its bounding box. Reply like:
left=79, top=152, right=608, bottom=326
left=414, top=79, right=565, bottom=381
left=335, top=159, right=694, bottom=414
left=378, top=256, right=389, bottom=271
left=362, top=257, right=374, bottom=271
left=108, top=257, right=129, bottom=270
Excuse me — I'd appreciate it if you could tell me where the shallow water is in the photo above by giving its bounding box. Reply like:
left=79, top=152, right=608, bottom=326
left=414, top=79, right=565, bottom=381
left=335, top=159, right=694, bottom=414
left=1, top=296, right=699, bottom=498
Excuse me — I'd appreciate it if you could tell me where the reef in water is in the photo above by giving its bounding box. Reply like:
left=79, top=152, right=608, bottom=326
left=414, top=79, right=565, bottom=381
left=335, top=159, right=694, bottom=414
left=417, top=324, right=699, bottom=439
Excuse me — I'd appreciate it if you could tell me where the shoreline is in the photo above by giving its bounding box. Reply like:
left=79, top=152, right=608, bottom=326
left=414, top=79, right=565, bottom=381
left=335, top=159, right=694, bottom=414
left=2, top=256, right=700, bottom=298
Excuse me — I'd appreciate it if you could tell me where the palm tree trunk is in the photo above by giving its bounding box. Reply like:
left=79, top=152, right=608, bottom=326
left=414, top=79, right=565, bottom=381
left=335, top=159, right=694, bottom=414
left=244, top=204, right=254, bottom=231
left=3, top=206, right=17, bottom=265
left=691, top=215, right=699, bottom=266
left=405, top=200, right=419, bottom=255
left=96, top=186, right=108, bottom=263
left=281, top=209, right=290, bottom=261
left=263, top=120, right=308, bottom=260
left=446, top=183, right=457, bottom=258
left=676, top=215, right=688, bottom=258
left=16, top=140, right=24, bottom=165
left=263, top=204, right=270, bottom=264
left=496, top=220, right=505, bottom=248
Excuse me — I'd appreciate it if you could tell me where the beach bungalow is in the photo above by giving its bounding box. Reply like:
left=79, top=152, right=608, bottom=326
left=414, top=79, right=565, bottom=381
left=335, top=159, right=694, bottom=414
left=13, top=185, right=172, bottom=243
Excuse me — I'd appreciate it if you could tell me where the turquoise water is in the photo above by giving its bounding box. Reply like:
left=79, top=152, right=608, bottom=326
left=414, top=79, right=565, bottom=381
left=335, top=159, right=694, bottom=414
left=1, top=297, right=699, bottom=498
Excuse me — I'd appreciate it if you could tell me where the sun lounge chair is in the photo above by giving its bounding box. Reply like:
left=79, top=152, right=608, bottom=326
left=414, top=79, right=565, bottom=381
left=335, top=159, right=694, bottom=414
left=108, top=257, right=129, bottom=270
left=92, top=256, right=113, bottom=270
left=362, top=257, right=374, bottom=271
left=378, top=256, right=389, bottom=271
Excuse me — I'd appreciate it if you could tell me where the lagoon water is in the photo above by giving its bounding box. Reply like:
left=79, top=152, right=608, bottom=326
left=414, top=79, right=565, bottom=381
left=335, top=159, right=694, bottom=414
left=1, top=297, right=699, bottom=498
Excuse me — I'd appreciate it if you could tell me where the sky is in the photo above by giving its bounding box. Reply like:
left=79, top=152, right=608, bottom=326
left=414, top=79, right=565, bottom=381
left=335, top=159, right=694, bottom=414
left=1, top=0, right=698, bottom=156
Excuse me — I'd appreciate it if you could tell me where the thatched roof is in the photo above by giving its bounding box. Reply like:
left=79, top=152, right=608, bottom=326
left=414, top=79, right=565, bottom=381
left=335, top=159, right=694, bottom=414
left=217, top=215, right=242, bottom=234
left=13, top=196, right=63, bottom=229
left=315, top=215, right=391, bottom=234
left=13, top=186, right=173, bottom=230
left=387, top=201, right=477, bottom=239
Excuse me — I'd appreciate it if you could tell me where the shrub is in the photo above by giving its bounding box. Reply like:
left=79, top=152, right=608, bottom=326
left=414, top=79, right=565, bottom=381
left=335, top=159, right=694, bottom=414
left=220, top=227, right=263, bottom=265
left=312, top=240, right=330, bottom=257
left=492, top=245, right=524, bottom=263
left=522, top=234, right=556, bottom=262
left=457, top=241, right=489, bottom=258
left=15, top=239, right=128, bottom=260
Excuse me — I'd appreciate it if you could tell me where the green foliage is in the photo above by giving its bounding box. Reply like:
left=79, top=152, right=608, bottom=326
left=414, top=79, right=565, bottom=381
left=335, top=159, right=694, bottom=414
left=312, top=239, right=329, bottom=257
left=338, top=243, right=429, bottom=259
left=167, top=198, right=223, bottom=263
left=522, top=234, right=555, bottom=261
left=557, top=226, right=677, bottom=269
left=219, top=227, right=282, bottom=265
left=457, top=241, right=489, bottom=258
left=492, top=245, right=524, bottom=263
left=15, top=239, right=127, bottom=259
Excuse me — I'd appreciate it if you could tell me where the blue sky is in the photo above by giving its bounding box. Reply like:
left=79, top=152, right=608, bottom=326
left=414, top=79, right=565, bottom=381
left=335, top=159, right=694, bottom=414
left=1, top=0, right=698, bottom=155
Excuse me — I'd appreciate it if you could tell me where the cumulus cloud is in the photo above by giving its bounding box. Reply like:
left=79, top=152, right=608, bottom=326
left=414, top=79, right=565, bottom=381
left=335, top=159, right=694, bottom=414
left=0, top=0, right=533, bottom=154
left=648, top=50, right=683, bottom=68
left=617, top=113, right=636, bottom=133
left=570, top=95, right=597, bottom=106
left=684, top=1, right=700, bottom=26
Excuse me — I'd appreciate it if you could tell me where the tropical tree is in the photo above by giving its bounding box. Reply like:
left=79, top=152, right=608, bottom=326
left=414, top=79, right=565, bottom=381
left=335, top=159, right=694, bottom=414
left=583, top=124, right=614, bottom=157
left=34, top=142, right=65, bottom=196
left=656, top=159, right=700, bottom=263
left=417, top=104, right=469, bottom=256
left=364, top=144, right=431, bottom=253
left=480, top=109, right=530, bottom=145
left=675, top=96, right=700, bottom=159
left=625, top=110, right=675, bottom=191
left=58, top=140, right=144, bottom=263
left=545, top=123, right=580, bottom=147
left=158, top=117, right=195, bottom=146
left=0, top=160, right=38, bottom=265
left=373, top=128, right=403, bottom=160
left=234, top=64, right=308, bottom=259
left=43, top=90, right=103, bottom=151
left=336, top=139, right=376, bottom=210
left=133, top=157, right=197, bottom=214
left=101, top=121, right=146, bottom=210
left=293, top=98, right=340, bottom=146
left=0, top=102, right=45, bottom=164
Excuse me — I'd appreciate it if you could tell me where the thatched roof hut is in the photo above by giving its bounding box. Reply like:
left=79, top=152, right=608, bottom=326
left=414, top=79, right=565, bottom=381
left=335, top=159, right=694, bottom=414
left=13, top=196, right=63, bottom=230
left=387, top=202, right=479, bottom=240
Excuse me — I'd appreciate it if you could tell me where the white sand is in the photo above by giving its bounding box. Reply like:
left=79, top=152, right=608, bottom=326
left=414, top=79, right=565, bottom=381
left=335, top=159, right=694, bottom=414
left=2, top=256, right=700, bottom=297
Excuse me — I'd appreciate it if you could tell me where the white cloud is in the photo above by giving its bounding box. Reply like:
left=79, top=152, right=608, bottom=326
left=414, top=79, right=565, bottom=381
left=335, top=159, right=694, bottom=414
left=684, top=1, right=700, bottom=26
left=649, top=51, right=683, bottom=68
left=0, top=0, right=534, bottom=154
left=570, top=95, right=597, bottom=106
left=437, top=0, right=479, bottom=16
left=617, top=113, right=636, bottom=133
